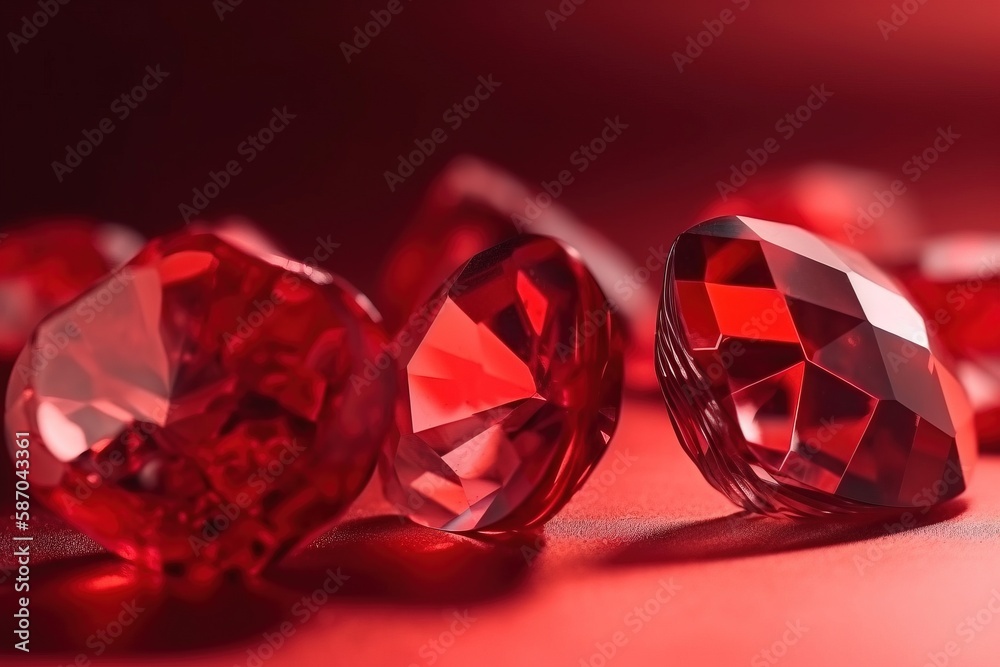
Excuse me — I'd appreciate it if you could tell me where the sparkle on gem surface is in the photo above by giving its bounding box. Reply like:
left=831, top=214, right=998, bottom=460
left=380, top=234, right=624, bottom=532
left=5, top=231, right=394, bottom=575
left=657, top=216, right=976, bottom=517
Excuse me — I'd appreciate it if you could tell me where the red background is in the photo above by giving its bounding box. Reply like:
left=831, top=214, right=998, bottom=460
left=2, top=1, right=999, bottom=666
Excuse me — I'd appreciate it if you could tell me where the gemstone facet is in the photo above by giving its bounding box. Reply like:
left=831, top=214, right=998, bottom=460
left=378, top=156, right=657, bottom=392
left=380, top=234, right=624, bottom=532
left=897, top=234, right=1000, bottom=449
left=5, top=231, right=394, bottom=576
left=657, top=216, right=976, bottom=517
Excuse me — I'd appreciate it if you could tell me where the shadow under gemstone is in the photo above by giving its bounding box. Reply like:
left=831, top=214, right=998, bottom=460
left=602, top=498, right=969, bottom=567
left=267, top=515, right=539, bottom=605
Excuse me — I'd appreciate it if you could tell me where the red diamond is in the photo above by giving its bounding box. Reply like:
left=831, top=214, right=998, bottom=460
left=897, top=233, right=1000, bottom=449
left=378, top=156, right=656, bottom=392
left=657, top=216, right=977, bottom=516
left=5, top=231, right=394, bottom=576
left=379, top=235, right=624, bottom=531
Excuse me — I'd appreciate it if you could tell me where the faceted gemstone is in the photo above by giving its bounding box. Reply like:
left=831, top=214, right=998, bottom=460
left=0, top=218, right=143, bottom=493
left=5, top=231, right=395, bottom=577
left=701, top=163, right=924, bottom=265
left=896, top=234, right=1000, bottom=449
left=380, top=234, right=624, bottom=532
left=378, top=155, right=657, bottom=392
left=0, top=218, right=144, bottom=360
left=657, top=216, right=976, bottom=517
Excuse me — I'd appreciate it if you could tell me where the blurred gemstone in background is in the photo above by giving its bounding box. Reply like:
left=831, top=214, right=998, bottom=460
left=699, top=162, right=925, bottom=266
left=0, top=218, right=144, bottom=490
left=378, top=156, right=659, bottom=393
left=190, top=216, right=285, bottom=259
left=0, top=218, right=144, bottom=361
left=896, top=233, right=1000, bottom=450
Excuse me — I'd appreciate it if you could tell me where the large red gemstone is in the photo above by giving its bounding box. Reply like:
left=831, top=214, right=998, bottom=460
left=380, top=234, right=624, bottom=531
left=378, top=156, right=657, bottom=392
left=896, top=234, right=1000, bottom=449
left=657, top=216, right=977, bottom=517
left=5, top=231, right=395, bottom=576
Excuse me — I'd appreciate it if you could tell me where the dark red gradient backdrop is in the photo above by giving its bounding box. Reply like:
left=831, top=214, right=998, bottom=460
left=2, top=1, right=999, bottom=666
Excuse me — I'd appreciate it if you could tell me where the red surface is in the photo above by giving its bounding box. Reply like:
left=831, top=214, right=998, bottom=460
left=4, top=399, right=1000, bottom=666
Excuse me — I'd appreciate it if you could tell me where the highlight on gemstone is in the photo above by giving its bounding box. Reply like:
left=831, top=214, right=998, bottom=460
left=380, top=234, right=624, bottom=532
left=378, top=155, right=658, bottom=392
left=896, top=233, right=1000, bottom=450
left=5, top=231, right=395, bottom=577
left=656, top=216, right=977, bottom=517
left=0, top=218, right=144, bottom=361
left=0, top=218, right=143, bottom=491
